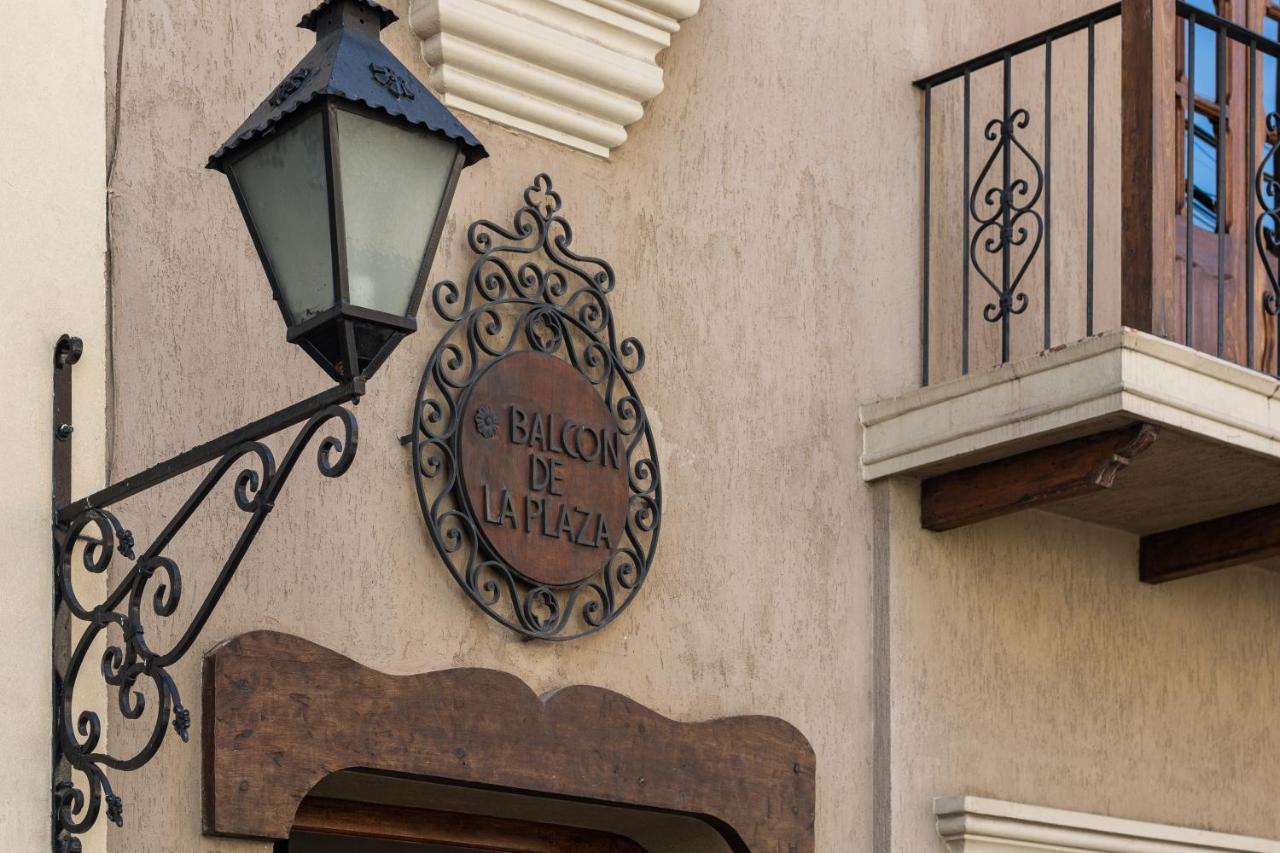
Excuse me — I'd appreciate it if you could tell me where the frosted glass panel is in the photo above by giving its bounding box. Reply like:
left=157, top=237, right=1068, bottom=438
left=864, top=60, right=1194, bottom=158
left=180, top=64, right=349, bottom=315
left=230, top=112, right=335, bottom=324
left=335, top=108, right=457, bottom=316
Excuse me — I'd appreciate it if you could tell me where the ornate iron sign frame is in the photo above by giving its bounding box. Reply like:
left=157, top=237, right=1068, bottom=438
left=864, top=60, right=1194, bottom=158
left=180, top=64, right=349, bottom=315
left=410, top=174, right=661, bottom=640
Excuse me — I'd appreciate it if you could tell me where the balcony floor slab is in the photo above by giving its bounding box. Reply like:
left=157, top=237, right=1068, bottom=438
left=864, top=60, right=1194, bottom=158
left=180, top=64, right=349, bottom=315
left=861, top=329, right=1280, bottom=536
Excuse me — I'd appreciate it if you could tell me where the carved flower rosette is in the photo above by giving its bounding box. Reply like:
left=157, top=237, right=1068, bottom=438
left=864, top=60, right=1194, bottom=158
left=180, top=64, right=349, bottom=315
left=411, top=174, right=660, bottom=640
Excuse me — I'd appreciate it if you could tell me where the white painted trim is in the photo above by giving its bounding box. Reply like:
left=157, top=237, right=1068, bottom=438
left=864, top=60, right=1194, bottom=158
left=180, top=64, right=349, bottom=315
left=409, top=0, right=700, bottom=157
left=935, top=797, right=1280, bottom=853
left=859, top=329, right=1280, bottom=481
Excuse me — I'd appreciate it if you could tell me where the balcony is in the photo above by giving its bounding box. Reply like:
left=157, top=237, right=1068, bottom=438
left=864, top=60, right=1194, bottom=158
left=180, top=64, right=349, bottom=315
left=861, top=1, right=1280, bottom=582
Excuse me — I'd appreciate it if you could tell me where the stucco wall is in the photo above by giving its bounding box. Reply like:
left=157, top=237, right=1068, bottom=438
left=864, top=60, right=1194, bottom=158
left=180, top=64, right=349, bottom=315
left=101, top=0, right=892, bottom=850
left=1, top=0, right=108, bottom=851
left=880, top=480, right=1280, bottom=852
left=94, top=1, right=1280, bottom=853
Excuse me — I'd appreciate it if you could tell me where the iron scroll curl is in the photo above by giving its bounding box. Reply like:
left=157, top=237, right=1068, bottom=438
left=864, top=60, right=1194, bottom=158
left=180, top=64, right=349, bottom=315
left=411, top=174, right=661, bottom=640
left=52, top=406, right=358, bottom=852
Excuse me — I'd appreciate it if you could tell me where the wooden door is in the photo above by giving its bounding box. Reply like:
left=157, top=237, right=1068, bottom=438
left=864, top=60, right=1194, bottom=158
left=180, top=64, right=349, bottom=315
left=1174, top=0, right=1280, bottom=371
left=1174, top=0, right=1251, bottom=363
left=278, top=798, right=649, bottom=853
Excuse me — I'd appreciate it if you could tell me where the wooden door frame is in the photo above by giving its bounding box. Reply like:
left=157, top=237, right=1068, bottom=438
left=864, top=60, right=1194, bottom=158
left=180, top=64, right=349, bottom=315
left=1173, top=0, right=1253, bottom=362
left=202, top=632, right=816, bottom=853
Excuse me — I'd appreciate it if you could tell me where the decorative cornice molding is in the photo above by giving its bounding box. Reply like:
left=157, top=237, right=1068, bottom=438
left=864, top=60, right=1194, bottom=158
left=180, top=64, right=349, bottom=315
left=408, top=0, right=700, bottom=157
left=936, top=797, right=1280, bottom=853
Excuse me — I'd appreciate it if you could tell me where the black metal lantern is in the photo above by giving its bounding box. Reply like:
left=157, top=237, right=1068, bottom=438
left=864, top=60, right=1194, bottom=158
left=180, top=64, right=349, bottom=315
left=51, top=5, right=490, bottom=850
left=208, top=0, right=487, bottom=382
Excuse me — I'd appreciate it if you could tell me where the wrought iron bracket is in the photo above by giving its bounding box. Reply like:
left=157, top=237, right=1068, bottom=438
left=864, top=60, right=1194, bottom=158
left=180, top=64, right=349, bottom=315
left=49, top=334, right=364, bottom=852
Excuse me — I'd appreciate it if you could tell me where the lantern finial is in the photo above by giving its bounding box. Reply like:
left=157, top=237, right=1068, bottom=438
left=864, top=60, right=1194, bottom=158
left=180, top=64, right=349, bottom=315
left=298, top=0, right=399, bottom=37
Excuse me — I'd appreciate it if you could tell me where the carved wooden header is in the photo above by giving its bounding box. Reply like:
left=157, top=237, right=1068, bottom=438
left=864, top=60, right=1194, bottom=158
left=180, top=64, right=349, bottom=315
left=202, top=632, right=816, bottom=851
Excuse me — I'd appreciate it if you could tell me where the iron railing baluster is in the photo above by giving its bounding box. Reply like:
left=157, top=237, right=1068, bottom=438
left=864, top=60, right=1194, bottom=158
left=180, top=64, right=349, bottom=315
left=1187, top=13, right=1197, bottom=349
left=963, top=69, right=971, bottom=374
left=1044, top=37, right=1052, bottom=352
left=1217, top=26, right=1227, bottom=358
left=923, top=83, right=932, bottom=386
left=1001, top=52, right=1012, bottom=363
left=1249, top=41, right=1257, bottom=370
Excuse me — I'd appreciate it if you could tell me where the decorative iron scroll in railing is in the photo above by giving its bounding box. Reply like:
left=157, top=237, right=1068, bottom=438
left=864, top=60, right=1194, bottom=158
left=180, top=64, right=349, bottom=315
left=916, top=2, right=1280, bottom=386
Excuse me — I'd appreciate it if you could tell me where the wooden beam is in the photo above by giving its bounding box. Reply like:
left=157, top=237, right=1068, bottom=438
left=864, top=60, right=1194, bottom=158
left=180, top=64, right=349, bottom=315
left=1121, top=0, right=1178, bottom=336
left=203, top=631, right=816, bottom=849
left=1141, top=502, right=1280, bottom=583
left=921, top=424, right=1159, bottom=532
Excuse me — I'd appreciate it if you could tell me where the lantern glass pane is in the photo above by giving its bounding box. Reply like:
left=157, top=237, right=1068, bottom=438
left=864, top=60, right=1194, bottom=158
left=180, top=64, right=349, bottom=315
left=230, top=112, right=335, bottom=325
left=335, top=108, right=457, bottom=317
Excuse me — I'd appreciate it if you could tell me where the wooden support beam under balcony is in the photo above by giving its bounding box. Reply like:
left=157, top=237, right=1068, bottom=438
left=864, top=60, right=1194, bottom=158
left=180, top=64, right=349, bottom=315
left=862, top=330, right=1280, bottom=581
left=921, top=424, right=1159, bottom=532
left=1140, top=503, right=1280, bottom=583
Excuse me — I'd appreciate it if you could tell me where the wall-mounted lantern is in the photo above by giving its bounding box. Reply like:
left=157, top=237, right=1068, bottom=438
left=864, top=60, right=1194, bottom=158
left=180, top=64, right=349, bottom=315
left=208, top=0, right=487, bottom=382
left=51, top=2, right=485, bottom=850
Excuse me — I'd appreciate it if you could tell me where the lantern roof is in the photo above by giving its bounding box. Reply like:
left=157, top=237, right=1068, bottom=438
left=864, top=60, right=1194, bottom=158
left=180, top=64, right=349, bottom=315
left=207, top=0, right=487, bottom=172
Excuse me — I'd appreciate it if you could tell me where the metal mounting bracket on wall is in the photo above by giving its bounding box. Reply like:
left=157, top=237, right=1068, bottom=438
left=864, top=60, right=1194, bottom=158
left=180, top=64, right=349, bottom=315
left=49, top=334, right=363, bottom=853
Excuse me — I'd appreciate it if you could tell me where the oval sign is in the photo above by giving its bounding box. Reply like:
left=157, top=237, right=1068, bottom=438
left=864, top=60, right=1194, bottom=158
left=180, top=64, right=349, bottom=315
left=456, top=351, right=629, bottom=587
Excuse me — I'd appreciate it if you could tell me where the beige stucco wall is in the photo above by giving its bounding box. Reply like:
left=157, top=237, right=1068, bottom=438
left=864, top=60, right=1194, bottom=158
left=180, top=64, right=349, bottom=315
left=879, top=480, right=1280, bottom=851
left=101, top=0, right=889, bottom=850
left=1, top=0, right=108, bottom=851
left=85, top=1, right=1280, bottom=853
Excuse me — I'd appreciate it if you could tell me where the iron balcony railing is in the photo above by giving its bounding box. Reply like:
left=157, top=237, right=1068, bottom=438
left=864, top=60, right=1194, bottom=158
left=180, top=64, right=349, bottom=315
left=916, top=1, right=1280, bottom=386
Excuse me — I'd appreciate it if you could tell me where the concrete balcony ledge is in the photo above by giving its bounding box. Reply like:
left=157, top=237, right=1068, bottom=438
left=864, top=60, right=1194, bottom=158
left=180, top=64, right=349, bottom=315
left=935, top=796, right=1280, bottom=853
left=860, top=331, right=1280, bottom=577
left=862, top=328, right=1280, bottom=483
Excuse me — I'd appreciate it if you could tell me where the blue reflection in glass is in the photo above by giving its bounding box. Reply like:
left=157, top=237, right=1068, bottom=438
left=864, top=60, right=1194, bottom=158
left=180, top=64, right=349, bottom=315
left=1266, top=17, right=1279, bottom=119
left=1190, top=111, right=1219, bottom=231
left=1183, top=4, right=1221, bottom=231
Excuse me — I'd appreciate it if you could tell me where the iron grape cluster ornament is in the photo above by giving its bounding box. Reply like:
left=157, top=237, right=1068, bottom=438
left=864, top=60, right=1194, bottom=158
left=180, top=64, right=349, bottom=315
left=410, top=174, right=660, bottom=639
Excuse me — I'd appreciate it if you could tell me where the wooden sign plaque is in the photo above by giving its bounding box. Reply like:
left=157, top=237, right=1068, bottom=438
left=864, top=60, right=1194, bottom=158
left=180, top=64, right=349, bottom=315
left=458, top=352, right=629, bottom=587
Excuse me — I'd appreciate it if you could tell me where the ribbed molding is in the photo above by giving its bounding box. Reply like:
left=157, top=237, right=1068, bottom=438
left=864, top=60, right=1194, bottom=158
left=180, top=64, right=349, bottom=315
left=408, top=0, right=700, bottom=157
left=936, top=797, right=1280, bottom=853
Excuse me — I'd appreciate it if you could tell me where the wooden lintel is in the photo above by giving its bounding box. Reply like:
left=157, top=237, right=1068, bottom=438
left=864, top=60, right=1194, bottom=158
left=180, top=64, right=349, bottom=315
left=203, top=631, right=816, bottom=848
left=921, top=423, right=1160, bottom=532
left=1141, top=502, right=1280, bottom=583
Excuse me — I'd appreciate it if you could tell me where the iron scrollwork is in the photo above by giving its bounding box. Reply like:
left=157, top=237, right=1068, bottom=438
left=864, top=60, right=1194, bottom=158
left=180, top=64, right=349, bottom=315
left=410, top=174, right=661, bottom=640
left=51, top=343, right=360, bottom=853
left=268, top=66, right=314, bottom=107
left=369, top=63, right=415, bottom=100
left=970, top=107, right=1044, bottom=355
left=1255, top=112, right=1280, bottom=316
